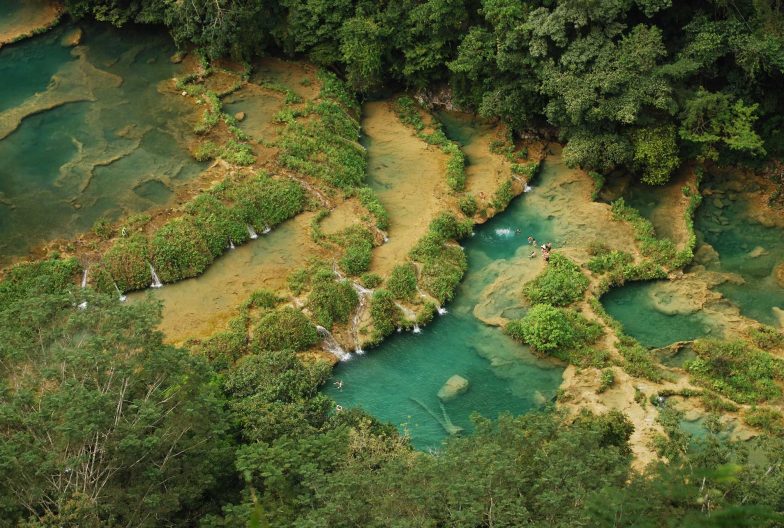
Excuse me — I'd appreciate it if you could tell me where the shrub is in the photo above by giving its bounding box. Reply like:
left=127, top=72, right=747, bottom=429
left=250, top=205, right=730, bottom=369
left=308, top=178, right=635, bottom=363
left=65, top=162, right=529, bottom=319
left=491, top=179, right=515, bottom=210
left=744, top=407, right=784, bottom=435
left=686, top=339, right=784, bottom=404
left=506, top=304, right=601, bottom=358
left=524, top=254, right=589, bottom=306
left=185, top=194, right=248, bottom=258
left=338, top=226, right=375, bottom=276
left=617, top=335, right=665, bottom=382
left=589, top=171, right=605, bottom=200
left=220, top=174, right=305, bottom=230
left=511, top=162, right=539, bottom=181
left=0, top=257, right=79, bottom=306
left=307, top=270, right=359, bottom=328
left=92, top=217, right=113, bottom=240
left=444, top=143, right=466, bottom=191
left=150, top=218, right=213, bottom=283
left=459, top=194, right=478, bottom=217
left=244, top=289, right=283, bottom=310
left=748, top=325, right=784, bottom=350
left=101, top=234, right=150, bottom=292
left=387, top=263, right=418, bottom=300
left=369, top=289, right=401, bottom=342
left=586, top=250, right=633, bottom=274
left=598, top=368, right=615, bottom=393
left=428, top=212, right=473, bottom=241
left=253, top=307, right=319, bottom=352
left=357, top=187, right=389, bottom=230
left=360, top=273, right=382, bottom=289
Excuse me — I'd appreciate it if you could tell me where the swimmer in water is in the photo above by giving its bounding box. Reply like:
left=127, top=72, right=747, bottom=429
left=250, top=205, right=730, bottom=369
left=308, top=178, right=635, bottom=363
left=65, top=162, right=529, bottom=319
left=334, top=380, right=343, bottom=391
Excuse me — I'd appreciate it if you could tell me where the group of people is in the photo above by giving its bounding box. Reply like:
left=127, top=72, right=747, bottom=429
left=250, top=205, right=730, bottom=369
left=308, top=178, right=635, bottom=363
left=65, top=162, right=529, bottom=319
left=527, top=236, right=553, bottom=263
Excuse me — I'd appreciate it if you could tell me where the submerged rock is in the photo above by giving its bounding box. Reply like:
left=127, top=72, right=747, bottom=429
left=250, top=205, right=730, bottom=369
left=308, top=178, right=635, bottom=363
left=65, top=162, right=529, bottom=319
left=748, top=246, right=768, bottom=258
left=438, top=375, right=469, bottom=402
left=170, top=50, right=186, bottom=64
left=234, top=111, right=246, bottom=122
left=774, top=262, right=784, bottom=288
left=61, top=27, right=83, bottom=47
left=694, top=243, right=719, bottom=265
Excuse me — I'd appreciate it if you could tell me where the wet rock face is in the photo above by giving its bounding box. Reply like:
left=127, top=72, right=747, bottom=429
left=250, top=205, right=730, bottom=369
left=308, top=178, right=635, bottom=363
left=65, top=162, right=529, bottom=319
left=61, top=27, right=82, bottom=47
left=438, top=374, right=469, bottom=402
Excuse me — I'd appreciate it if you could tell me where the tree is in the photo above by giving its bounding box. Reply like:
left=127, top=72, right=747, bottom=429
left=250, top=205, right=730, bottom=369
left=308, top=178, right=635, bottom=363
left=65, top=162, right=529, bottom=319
left=0, top=292, right=231, bottom=526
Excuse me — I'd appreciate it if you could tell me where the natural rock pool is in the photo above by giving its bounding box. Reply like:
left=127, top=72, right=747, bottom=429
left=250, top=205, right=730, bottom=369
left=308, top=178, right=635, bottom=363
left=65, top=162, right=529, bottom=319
left=0, top=21, right=201, bottom=261
left=325, top=187, right=564, bottom=450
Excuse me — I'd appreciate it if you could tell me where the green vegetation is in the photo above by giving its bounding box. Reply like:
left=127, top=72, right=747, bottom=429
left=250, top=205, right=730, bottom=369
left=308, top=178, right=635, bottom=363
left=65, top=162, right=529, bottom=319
left=356, top=187, right=389, bottom=230
left=278, top=71, right=365, bottom=189
left=507, top=304, right=602, bottom=359
left=394, top=96, right=466, bottom=190
left=687, top=339, right=784, bottom=404
left=337, top=226, right=375, bottom=276
left=744, top=407, right=784, bottom=436
left=386, top=263, right=417, bottom=300
left=611, top=198, right=691, bottom=268
left=598, top=368, right=616, bottom=394
left=369, top=288, right=401, bottom=343
left=151, top=217, right=213, bottom=283
left=98, top=234, right=150, bottom=292
left=458, top=193, right=478, bottom=217
left=185, top=194, right=248, bottom=258
left=2, top=261, right=784, bottom=525
left=359, top=272, right=382, bottom=289
left=253, top=306, right=320, bottom=352
left=307, top=269, right=359, bottom=329
left=491, top=178, right=514, bottom=209
left=524, top=254, right=589, bottom=307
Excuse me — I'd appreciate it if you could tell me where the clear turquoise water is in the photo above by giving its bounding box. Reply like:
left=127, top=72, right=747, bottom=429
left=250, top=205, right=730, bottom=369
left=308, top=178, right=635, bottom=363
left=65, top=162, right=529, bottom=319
left=601, top=282, right=714, bottom=348
left=695, top=177, right=784, bottom=327
left=0, top=21, right=201, bottom=260
left=326, top=166, right=564, bottom=450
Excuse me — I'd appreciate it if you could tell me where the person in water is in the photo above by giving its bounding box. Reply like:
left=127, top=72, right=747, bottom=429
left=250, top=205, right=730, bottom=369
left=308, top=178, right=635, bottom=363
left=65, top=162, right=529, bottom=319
left=529, top=250, right=537, bottom=258
left=334, top=380, right=343, bottom=391
left=527, top=236, right=534, bottom=244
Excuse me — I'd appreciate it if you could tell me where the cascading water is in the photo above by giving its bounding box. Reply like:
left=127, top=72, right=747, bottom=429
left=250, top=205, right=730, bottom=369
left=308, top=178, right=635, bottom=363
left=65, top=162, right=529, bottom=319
left=149, top=264, right=163, bottom=288
left=412, top=324, right=422, bottom=334
left=316, top=325, right=351, bottom=362
left=114, top=283, right=127, bottom=302
left=80, top=269, right=88, bottom=289
left=262, top=225, right=272, bottom=234
left=228, top=238, right=235, bottom=250
left=395, top=302, right=417, bottom=321
left=247, top=225, right=259, bottom=239
left=350, top=282, right=373, bottom=353
left=437, top=307, right=448, bottom=315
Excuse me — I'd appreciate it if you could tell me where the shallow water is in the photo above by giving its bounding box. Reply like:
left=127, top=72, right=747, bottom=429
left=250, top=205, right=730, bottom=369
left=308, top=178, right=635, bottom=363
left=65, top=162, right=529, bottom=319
left=361, top=101, right=447, bottom=276
left=0, top=22, right=201, bottom=260
left=129, top=214, right=319, bottom=344
left=602, top=282, right=717, bottom=348
left=695, top=177, right=784, bottom=327
left=326, top=168, right=563, bottom=450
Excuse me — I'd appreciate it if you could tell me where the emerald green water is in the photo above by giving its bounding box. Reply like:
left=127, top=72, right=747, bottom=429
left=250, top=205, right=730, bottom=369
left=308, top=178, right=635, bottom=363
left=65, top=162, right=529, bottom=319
left=0, top=22, right=201, bottom=260
left=326, top=178, right=563, bottom=450
left=695, top=176, right=784, bottom=327
left=602, top=282, right=715, bottom=348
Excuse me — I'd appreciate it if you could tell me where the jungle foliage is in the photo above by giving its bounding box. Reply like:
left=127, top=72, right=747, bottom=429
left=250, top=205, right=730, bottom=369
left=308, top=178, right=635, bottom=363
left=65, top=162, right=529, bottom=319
left=64, top=0, right=784, bottom=184
left=2, top=257, right=784, bottom=526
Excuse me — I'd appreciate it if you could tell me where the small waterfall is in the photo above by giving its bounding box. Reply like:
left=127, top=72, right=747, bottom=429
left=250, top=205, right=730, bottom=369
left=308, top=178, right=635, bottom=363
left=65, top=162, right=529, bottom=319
left=316, top=325, right=351, bottom=362
left=350, top=282, right=373, bottom=352
left=77, top=301, right=88, bottom=310
left=228, top=238, right=236, bottom=250
left=247, top=225, right=259, bottom=239
left=80, top=269, right=88, bottom=289
left=524, top=184, right=533, bottom=193
left=149, top=264, right=163, bottom=288
left=412, top=324, right=422, bottom=334
left=437, top=307, right=448, bottom=315
left=262, top=224, right=272, bottom=234
left=113, top=283, right=127, bottom=303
